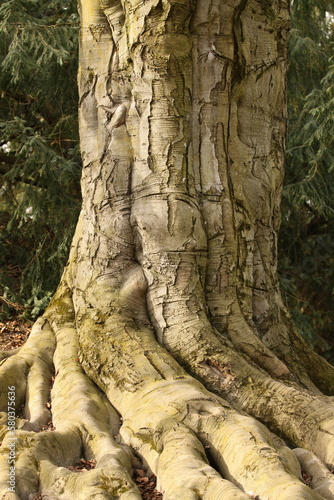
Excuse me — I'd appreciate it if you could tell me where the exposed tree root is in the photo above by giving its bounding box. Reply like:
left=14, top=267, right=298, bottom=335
left=0, top=284, right=333, bottom=499
left=0, top=316, right=141, bottom=499
left=119, top=378, right=324, bottom=500
left=44, top=284, right=329, bottom=500
left=293, top=448, right=334, bottom=499
left=0, top=318, right=55, bottom=432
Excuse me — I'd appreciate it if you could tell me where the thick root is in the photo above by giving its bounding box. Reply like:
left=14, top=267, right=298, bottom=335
left=0, top=349, right=20, bottom=363
left=0, top=427, right=141, bottom=500
left=39, top=458, right=142, bottom=500
left=155, top=422, right=250, bottom=499
left=0, top=316, right=142, bottom=499
left=119, top=378, right=323, bottom=500
left=293, top=448, right=334, bottom=499
left=0, top=318, right=55, bottom=431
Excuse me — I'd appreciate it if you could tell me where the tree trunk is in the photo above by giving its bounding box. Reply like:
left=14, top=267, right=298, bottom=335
left=1, top=1, right=334, bottom=499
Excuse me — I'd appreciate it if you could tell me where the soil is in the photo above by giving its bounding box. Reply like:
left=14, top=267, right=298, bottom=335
left=0, top=319, right=163, bottom=499
left=0, top=319, right=30, bottom=350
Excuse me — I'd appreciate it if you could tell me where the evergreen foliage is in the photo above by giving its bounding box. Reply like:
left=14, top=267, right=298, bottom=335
left=279, top=0, right=334, bottom=363
left=0, top=0, right=81, bottom=319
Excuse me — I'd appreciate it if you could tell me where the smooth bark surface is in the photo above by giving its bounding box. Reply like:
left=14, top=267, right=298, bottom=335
left=1, top=1, right=334, bottom=499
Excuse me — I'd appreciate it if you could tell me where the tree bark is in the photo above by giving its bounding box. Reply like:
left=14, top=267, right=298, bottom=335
left=1, top=1, right=334, bottom=499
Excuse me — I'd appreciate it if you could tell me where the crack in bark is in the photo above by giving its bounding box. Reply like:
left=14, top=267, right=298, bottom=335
left=200, top=359, right=236, bottom=386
